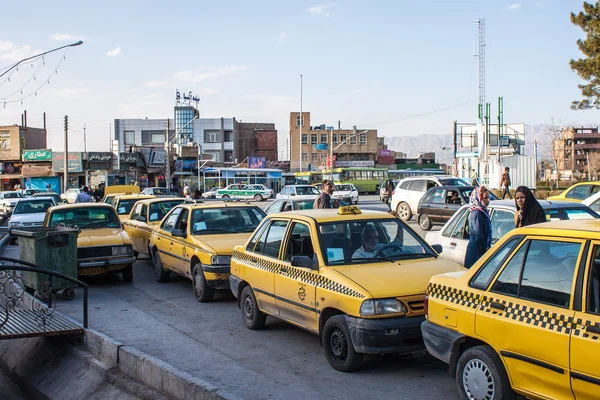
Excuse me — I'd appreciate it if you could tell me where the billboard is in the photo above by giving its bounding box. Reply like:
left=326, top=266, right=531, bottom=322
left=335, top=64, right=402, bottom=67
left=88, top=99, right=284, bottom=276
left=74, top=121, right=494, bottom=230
left=23, top=149, right=52, bottom=162
left=52, top=152, right=83, bottom=173
left=249, top=156, right=266, bottom=169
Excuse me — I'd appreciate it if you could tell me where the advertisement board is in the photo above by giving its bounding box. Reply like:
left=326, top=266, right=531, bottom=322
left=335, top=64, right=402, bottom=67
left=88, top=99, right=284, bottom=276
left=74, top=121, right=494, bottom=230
left=23, top=149, right=52, bottom=162
left=52, top=152, right=83, bottom=173
left=88, top=152, right=112, bottom=162
left=249, top=156, right=266, bottom=169
left=2, top=162, right=23, bottom=174
left=334, top=160, right=374, bottom=167
left=24, top=176, right=61, bottom=193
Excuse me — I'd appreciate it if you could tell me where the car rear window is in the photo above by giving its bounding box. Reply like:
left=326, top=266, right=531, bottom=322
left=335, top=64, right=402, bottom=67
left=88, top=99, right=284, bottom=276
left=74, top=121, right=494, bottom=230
left=546, top=207, right=598, bottom=221
left=439, top=178, right=469, bottom=186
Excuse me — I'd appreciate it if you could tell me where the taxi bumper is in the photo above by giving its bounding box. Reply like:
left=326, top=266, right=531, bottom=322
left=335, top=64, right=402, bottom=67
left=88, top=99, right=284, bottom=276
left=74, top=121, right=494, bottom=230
left=344, top=315, right=425, bottom=354
left=421, top=320, right=465, bottom=375
left=79, top=256, right=136, bottom=268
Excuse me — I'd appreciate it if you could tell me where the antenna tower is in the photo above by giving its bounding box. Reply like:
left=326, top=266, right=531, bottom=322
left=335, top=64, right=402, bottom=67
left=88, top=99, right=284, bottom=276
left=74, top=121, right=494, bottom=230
left=475, top=18, right=486, bottom=122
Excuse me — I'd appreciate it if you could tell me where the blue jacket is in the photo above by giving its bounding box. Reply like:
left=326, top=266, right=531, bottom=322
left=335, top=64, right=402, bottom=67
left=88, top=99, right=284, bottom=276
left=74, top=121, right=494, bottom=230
left=464, top=209, right=492, bottom=268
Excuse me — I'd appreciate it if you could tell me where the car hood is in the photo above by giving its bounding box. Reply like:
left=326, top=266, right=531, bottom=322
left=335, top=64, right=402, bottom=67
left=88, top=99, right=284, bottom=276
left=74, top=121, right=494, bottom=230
left=77, top=228, right=129, bottom=247
left=191, top=233, right=251, bottom=255
left=9, top=213, right=46, bottom=223
left=4, top=199, right=20, bottom=205
left=333, top=191, right=352, bottom=196
left=330, top=257, right=464, bottom=298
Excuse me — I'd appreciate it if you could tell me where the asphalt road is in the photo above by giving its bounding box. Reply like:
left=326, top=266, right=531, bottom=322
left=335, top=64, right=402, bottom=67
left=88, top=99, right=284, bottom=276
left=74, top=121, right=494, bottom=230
left=3, top=196, right=456, bottom=400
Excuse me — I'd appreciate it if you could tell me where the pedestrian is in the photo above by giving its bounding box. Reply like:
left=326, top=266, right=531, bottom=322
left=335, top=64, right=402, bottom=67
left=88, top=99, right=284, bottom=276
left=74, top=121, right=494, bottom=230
left=314, top=179, right=337, bottom=209
left=501, top=167, right=512, bottom=199
left=383, top=177, right=395, bottom=210
left=94, top=183, right=105, bottom=202
left=470, top=168, right=479, bottom=186
left=75, top=186, right=93, bottom=203
left=464, top=186, right=492, bottom=269
left=183, top=183, right=191, bottom=199
left=514, top=186, right=546, bottom=228
left=192, top=189, right=201, bottom=200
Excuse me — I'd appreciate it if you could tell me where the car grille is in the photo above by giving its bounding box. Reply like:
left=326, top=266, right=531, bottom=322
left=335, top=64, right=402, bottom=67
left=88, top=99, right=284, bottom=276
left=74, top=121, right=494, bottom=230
left=407, top=300, right=424, bottom=312
left=78, top=246, right=113, bottom=259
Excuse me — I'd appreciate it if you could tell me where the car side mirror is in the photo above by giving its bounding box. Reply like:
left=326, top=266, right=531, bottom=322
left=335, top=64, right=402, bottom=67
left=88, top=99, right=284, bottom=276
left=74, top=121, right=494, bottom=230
left=136, top=215, right=146, bottom=222
left=291, top=255, right=318, bottom=270
left=431, top=244, right=443, bottom=254
left=172, top=228, right=187, bottom=238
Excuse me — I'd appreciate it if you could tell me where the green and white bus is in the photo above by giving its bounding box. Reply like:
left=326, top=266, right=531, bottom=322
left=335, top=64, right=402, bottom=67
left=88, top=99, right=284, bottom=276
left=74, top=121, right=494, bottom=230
left=293, top=171, right=323, bottom=185
left=322, top=167, right=388, bottom=194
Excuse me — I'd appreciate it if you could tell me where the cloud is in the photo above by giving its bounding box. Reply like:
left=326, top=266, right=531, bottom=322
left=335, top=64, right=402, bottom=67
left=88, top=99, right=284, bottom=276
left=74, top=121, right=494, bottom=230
left=141, top=80, right=171, bottom=88
left=50, top=33, right=86, bottom=42
left=199, top=88, right=218, bottom=95
left=278, top=32, right=288, bottom=44
left=0, top=40, right=39, bottom=62
left=172, top=65, right=247, bottom=83
left=106, top=47, right=121, bottom=57
left=508, top=4, right=521, bottom=11
left=307, top=4, right=331, bottom=17
left=52, top=88, right=93, bottom=98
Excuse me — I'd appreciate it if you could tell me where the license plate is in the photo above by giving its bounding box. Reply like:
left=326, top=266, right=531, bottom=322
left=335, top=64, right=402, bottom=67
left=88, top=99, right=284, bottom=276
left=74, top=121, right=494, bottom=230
left=79, top=267, right=107, bottom=276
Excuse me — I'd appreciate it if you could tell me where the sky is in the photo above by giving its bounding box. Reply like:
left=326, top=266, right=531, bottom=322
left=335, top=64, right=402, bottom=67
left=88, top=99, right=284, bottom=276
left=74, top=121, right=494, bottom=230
left=0, top=0, right=597, bottom=159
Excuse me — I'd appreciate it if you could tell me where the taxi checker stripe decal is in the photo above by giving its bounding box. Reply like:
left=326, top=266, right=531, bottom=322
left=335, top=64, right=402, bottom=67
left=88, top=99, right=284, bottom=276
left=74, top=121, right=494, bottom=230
left=254, top=288, right=319, bottom=314
left=232, top=250, right=365, bottom=299
left=427, top=283, right=600, bottom=340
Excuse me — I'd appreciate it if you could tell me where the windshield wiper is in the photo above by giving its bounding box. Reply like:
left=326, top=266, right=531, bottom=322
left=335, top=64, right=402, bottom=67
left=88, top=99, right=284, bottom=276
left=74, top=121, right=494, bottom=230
left=330, top=257, right=395, bottom=264
left=193, top=228, right=230, bottom=234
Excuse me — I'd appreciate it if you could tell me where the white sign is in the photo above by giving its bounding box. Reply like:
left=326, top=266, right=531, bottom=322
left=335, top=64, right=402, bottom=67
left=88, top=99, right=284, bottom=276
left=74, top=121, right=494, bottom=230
left=334, top=160, right=375, bottom=167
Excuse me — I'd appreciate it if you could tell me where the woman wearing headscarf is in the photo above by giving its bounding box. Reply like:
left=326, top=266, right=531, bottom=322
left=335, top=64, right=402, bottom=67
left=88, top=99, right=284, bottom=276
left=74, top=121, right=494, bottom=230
left=464, top=186, right=492, bottom=269
left=514, top=186, right=546, bottom=228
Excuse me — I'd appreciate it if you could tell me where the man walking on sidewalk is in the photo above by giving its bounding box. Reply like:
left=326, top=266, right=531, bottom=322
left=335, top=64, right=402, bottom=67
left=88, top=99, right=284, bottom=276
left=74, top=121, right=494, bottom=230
left=501, top=167, right=512, bottom=199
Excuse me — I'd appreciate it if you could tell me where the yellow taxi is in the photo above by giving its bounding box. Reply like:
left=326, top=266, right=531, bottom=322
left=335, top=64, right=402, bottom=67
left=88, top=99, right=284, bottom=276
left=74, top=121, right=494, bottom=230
left=422, top=220, right=600, bottom=400
left=102, top=184, right=141, bottom=204
left=547, top=181, right=600, bottom=203
left=44, top=203, right=135, bottom=281
left=112, top=194, right=156, bottom=222
left=229, top=206, right=464, bottom=371
left=123, top=197, right=185, bottom=258
left=149, top=201, right=266, bottom=302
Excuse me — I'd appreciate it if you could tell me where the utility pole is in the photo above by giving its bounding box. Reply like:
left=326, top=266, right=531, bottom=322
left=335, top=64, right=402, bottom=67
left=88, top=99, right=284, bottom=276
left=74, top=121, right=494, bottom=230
left=299, top=74, right=303, bottom=172
left=165, top=119, right=170, bottom=189
left=64, top=115, right=69, bottom=192
left=84, top=124, right=88, bottom=187
left=497, top=97, right=503, bottom=163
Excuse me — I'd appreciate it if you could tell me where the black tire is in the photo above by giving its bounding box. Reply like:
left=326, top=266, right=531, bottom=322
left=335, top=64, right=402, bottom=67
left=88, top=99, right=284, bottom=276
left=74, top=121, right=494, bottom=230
left=192, top=263, right=214, bottom=302
left=122, top=264, right=133, bottom=282
left=153, top=251, right=170, bottom=283
left=456, top=345, right=517, bottom=400
left=62, top=287, right=75, bottom=300
left=396, top=202, right=413, bottom=221
left=419, top=214, right=432, bottom=231
left=323, top=315, right=363, bottom=372
left=254, top=194, right=263, bottom=202
left=222, top=194, right=230, bottom=199
left=133, top=250, right=139, bottom=259
left=241, top=285, right=266, bottom=330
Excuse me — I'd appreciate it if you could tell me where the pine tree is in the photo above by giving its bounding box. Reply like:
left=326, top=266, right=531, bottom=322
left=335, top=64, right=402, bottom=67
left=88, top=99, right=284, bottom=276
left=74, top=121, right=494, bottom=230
left=571, top=1, right=600, bottom=109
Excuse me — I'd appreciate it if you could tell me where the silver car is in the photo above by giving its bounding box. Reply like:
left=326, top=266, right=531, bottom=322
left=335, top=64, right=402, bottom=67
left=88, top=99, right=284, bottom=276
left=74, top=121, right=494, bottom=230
left=8, top=197, right=58, bottom=242
left=425, top=200, right=600, bottom=266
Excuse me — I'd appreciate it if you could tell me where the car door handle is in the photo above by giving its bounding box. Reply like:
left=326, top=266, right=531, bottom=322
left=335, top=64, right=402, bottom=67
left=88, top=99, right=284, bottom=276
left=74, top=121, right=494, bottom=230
left=490, top=302, right=505, bottom=311
left=450, top=242, right=457, bottom=247
left=586, top=325, right=600, bottom=334
left=280, top=267, right=288, bottom=273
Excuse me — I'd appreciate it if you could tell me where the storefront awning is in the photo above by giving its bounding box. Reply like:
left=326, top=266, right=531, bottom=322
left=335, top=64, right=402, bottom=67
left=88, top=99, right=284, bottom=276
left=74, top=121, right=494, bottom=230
left=22, top=163, right=54, bottom=177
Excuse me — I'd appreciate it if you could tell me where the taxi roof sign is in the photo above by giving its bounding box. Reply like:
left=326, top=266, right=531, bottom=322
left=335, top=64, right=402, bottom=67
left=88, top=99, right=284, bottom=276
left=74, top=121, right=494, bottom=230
left=338, top=205, right=361, bottom=215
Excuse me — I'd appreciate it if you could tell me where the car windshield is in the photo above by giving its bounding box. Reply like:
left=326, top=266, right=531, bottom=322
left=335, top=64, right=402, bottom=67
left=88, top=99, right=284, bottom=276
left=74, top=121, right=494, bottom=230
left=545, top=207, right=599, bottom=221
left=439, top=178, right=469, bottom=187
left=294, top=200, right=314, bottom=210
left=191, top=207, right=265, bottom=234
left=116, top=199, right=142, bottom=215
left=104, top=195, right=115, bottom=204
left=296, top=186, right=320, bottom=195
left=3, top=192, right=22, bottom=199
left=48, top=207, right=120, bottom=229
left=148, top=200, right=185, bottom=222
left=152, top=188, right=170, bottom=195
left=318, top=218, right=436, bottom=265
left=335, top=185, right=353, bottom=191
left=14, top=200, right=54, bottom=214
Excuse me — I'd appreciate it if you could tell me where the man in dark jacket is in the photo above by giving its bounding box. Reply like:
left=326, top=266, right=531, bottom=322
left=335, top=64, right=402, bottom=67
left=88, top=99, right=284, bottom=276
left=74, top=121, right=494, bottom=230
left=501, top=167, right=512, bottom=199
left=314, top=179, right=336, bottom=209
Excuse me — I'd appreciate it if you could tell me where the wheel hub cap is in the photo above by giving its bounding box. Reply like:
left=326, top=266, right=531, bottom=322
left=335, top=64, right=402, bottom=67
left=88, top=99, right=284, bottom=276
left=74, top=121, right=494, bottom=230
left=329, top=328, right=347, bottom=359
left=463, top=358, right=494, bottom=400
left=244, top=297, right=254, bottom=320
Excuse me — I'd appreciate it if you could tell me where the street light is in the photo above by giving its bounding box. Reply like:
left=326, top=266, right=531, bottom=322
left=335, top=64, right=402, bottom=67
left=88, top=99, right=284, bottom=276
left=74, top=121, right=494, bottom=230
left=0, top=41, right=83, bottom=79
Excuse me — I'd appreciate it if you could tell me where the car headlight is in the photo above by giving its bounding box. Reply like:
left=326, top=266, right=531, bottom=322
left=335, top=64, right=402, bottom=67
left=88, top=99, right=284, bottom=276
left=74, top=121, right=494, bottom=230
left=211, top=255, right=231, bottom=265
left=9, top=221, right=22, bottom=228
left=112, top=245, right=133, bottom=256
left=360, top=299, right=407, bottom=316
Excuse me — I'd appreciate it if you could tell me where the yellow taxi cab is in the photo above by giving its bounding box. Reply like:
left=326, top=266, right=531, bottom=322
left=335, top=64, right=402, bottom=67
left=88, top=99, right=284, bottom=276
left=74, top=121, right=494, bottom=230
left=149, top=201, right=266, bottom=302
left=112, top=194, right=156, bottom=222
left=229, top=205, right=464, bottom=371
left=44, top=203, right=136, bottom=281
left=547, top=181, right=600, bottom=203
left=123, top=197, right=185, bottom=258
left=102, top=184, right=141, bottom=204
left=422, top=220, right=600, bottom=400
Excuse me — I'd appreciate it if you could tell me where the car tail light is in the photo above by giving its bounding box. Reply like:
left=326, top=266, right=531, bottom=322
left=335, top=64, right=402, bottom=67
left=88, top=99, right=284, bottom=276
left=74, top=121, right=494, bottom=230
left=392, top=190, right=395, bottom=195
left=424, top=294, right=429, bottom=316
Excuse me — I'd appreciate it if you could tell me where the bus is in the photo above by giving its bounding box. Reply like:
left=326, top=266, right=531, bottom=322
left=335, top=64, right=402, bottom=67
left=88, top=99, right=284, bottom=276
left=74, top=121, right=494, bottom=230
left=282, top=173, right=297, bottom=186
left=321, top=167, right=388, bottom=194
left=293, top=171, right=323, bottom=185
left=388, top=168, right=445, bottom=181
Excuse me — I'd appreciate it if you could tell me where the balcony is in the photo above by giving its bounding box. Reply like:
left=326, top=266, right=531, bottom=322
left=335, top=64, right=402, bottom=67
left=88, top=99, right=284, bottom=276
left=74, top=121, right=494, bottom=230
left=224, top=141, right=234, bottom=150
left=204, top=143, right=222, bottom=151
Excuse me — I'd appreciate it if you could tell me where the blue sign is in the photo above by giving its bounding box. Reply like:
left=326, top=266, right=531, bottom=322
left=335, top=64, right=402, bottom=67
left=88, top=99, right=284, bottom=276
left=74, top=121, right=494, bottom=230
left=314, top=144, right=328, bottom=151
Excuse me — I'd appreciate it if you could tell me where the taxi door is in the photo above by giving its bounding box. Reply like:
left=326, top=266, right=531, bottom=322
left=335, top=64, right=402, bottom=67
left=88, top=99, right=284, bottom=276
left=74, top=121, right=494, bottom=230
left=155, top=208, right=183, bottom=269
left=475, top=237, right=581, bottom=400
left=274, top=221, right=318, bottom=332
left=168, top=208, right=190, bottom=275
left=570, top=242, right=600, bottom=398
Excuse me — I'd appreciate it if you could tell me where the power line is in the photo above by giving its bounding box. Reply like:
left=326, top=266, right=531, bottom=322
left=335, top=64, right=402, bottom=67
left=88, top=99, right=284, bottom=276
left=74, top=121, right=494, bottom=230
left=358, top=100, right=477, bottom=127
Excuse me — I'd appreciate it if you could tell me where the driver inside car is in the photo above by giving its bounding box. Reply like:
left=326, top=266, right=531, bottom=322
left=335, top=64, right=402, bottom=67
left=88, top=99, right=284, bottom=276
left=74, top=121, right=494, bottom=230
left=352, top=224, right=384, bottom=259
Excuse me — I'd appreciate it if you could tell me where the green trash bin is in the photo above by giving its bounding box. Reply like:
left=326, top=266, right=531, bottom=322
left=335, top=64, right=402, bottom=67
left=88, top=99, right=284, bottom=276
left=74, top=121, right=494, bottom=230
left=12, top=226, right=80, bottom=299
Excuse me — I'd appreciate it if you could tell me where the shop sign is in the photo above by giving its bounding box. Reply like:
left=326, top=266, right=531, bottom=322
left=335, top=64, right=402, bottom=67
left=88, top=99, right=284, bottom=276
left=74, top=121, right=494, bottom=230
left=267, top=160, right=290, bottom=170
left=23, top=149, right=52, bottom=162
left=88, top=152, right=112, bottom=162
left=2, top=162, right=23, bottom=174
left=52, top=152, right=83, bottom=173
left=334, top=160, right=374, bottom=167
left=138, top=147, right=152, bottom=165
left=379, top=149, right=393, bottom=157
left=175, top=159, right=196, bottom=172
left=149, top=149, right=166, bottom=167
left=120, top=152, right=139, bottom=164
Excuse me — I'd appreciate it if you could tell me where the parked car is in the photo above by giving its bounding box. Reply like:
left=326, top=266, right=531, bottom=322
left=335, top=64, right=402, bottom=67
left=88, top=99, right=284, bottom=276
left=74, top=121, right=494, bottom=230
left=332, top=183, right=359, bottom=205
left=141, top=187, right=176, bottom=197
left=61, top=188, right=82, bottom=204
left=425, top=200, right=599, bottom=266
left=547, top=181, right=600, bottom=203
left=102, top=184, right=141, bottom=204
left=216, top=184, right=271, bottom=201
left=8, top=196, right=57, bottom=243
left=276, top=185, right=320, bottom=201
left=201, top=187, right=219, bottom=199
left=416, top=186, right=498, bottom=231
left=247, top=184, right=274, bottom=199
left=229, top=206, right=464, bottom=371
left=32, top=192, right=68, bottom=205
left=423, top=219, right=600, bottom=400
left=582, top=190, right=600, bottom=212
left=390, top=175, right=471, bottom=221
left=44, top=203, right=136, bottom=281
left=0, top=191, right=24, bottom=215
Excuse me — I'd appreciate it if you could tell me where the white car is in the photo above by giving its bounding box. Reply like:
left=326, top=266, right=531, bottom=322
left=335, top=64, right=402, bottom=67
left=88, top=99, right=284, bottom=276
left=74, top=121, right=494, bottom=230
left=61, top=188, right=82, bottom=204
left=201, top=187, right=219, bottom=199
left=276, top=185, right=320, bottom=201
left=390, top=175, right=470, bottom=221
left=247, top=184, right=274, bottom=199
left=0, top=191, right=24, bottom=215
left=582, top=190, right=600, bottom=212
left=425, top=200, right=599, bottom=266
left=332, top=184, right=359, bottom=205
left=141, top=187, right=175, bottom=197
left=216, top=184, right=270, bottom=201
left=8, top=197, right=57, bottom=242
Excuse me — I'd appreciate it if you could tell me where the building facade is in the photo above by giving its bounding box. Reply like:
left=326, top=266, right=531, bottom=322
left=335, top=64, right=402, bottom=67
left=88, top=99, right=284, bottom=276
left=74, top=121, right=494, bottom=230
left=288, top=112, right=379, bottom=171
left=0, top=124, right=48, bottom=191
left=553, top=127, right=600, bottom=175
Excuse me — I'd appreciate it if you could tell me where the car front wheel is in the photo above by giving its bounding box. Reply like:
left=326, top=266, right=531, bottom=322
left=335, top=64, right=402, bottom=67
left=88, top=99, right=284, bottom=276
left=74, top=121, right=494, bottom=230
left=396, top=202, right=413, bottom=221
left=153, top=251, right=170, bottom=282
left=323, top=315, right=363, bottom=372
left=456, top=345, right=516, bottom=400
left=254, top=194, right=263, bottom=202
left=419, top=214, right=432, bottom=230
left=192, top=263, right=214, bottom=302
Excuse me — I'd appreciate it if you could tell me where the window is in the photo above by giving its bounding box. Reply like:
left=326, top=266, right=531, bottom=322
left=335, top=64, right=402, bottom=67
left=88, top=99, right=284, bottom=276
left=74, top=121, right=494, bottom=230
left=301, top=134, right=308, bottom=144
left=492, top=240, right=581, bottom=308
left=587, top=246, right=600, bottom=314
left=152, top=133, right=164, bottom=143
left=161, top=208, right=182, bottom=233
left=140, top=205, right=147, bottom=218
left=124, top=131, right=135, bottom=145
left=430, top=189, right=444, bottom=204
left=0, top=131, right=10, bottom=151
left=311, top=134, right=317, bottom=144
left=359, top=134, right=366, bottom=144
left=333, top=134, right=338, bottom=144
left=588, top=199, right=600, bottom=212
left=450, top=209, right=470, bottom=239
left=491, top=209, right=515, bottom=243
left=350, top=135, right=357, bottom=144
left=149, top=201, right=183, bottom=222
left=340, top=134, right=347, bottom=143
left=302, top=153, right=308, bottom=161
left=174, top=209, right=189, bottom=233
left=247, top=222, right=269, bottom=251
left=191, top=207, right=264, bottom=234
left=407, top=180, right=426, bottom=192
left=442, top=208, right=467, bottom=238
left=255, top=220, right=288, bottom=258
left=285, top=223, right=314, bottom=261
left=131, top=203, right=143, bottom=220
left=320, top=134, right=327, bottom=143
left=311, top=153, right=318, bottom=162
left=224, top=151, right=233, bottom=162
left=208, top=132, right=219, bottom=143
left=320, top=153, right=328, bottom=162
left=296, top=116, right=304, bottom=127
left=566, top=185, right=590, bottom=200
left=471, top=237, right=522, bottom=289
left=224, top=131, right=232, bottom=142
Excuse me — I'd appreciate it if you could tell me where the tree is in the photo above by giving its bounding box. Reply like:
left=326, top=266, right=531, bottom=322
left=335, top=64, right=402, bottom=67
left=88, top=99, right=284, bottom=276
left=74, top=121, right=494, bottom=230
left=570, top=2, right=600, bottom=109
